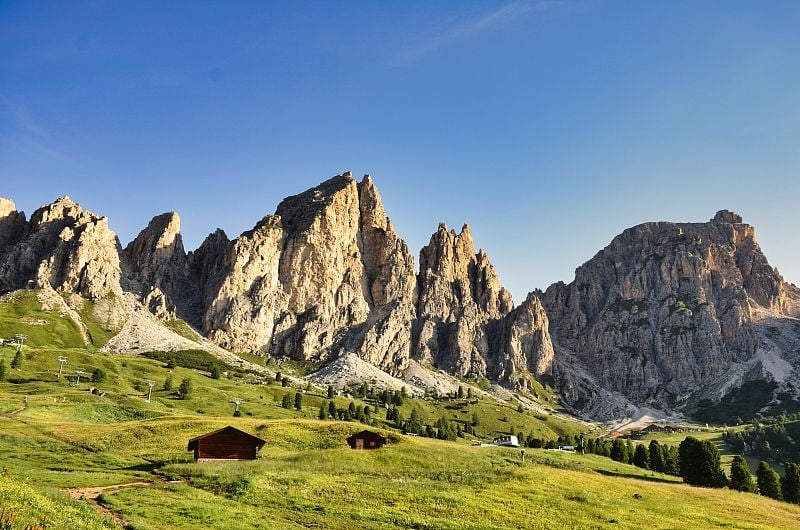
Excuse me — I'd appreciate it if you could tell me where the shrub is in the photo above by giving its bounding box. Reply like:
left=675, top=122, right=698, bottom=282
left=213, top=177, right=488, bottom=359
left=179, top=377, right=193, bottom=399
left=91, top=368, right=106, bottom=383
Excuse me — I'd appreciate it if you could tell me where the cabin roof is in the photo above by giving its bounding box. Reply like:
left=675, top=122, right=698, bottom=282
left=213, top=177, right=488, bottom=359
left=187, top=426, right=266, bottom=450
left=346, top=430, right=387, bottom=443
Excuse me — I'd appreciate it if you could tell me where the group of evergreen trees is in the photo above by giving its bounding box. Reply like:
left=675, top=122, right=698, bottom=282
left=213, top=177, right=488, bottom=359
left=724, top=415, right=800, bottom=463
left=317, top=399, right=374, bottom=424
left=584, top=438, right=681, bottom=474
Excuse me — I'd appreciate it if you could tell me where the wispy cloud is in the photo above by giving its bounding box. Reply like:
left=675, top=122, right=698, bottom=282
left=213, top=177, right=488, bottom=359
left=400, top=1, right=562, bottom=61
left=0, top=96, right=70, bottom=162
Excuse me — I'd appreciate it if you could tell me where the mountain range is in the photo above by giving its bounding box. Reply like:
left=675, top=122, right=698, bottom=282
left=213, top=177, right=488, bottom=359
left=1, top=173, right=798, bottom=421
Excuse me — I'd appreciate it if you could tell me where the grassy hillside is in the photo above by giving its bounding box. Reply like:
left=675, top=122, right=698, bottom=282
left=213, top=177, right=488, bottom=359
left=0, top=475, right=117, bottom=530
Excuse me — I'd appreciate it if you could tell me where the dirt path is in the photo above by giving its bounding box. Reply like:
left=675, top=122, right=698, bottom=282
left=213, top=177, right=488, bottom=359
left=64, top=480, right=184, bottom=527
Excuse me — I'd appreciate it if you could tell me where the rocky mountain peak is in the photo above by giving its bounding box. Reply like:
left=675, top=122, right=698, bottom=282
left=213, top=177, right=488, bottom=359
left=542, top=210, right=800, bottom=416
left=711, top=209, right=743, bottom=224
left=123, top=211, right=198, bottom=323
left=0, top=196, right=122, bottom=299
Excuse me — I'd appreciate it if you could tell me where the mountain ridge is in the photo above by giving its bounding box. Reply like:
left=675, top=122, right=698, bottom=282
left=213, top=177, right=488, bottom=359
left=1, top=174, right=798, bottom=421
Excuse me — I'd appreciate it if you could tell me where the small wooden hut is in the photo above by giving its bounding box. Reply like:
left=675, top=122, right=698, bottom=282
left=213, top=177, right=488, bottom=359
left=187, top=426, right=266, bottom=462
left=347, top=430, right=387, bottom=450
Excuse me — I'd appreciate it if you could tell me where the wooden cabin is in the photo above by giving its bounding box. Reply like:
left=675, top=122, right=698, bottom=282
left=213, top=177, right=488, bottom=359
left=187, top=426, right=266, bottom=462
left=346, top=430, right=387, bottom=450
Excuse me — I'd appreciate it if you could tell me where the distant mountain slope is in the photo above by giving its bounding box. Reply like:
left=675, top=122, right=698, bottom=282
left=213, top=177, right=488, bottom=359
left=542, top=210, right=800, bottom=419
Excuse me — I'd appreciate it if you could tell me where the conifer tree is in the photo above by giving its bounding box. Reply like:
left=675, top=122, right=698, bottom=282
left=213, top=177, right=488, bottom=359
left=318, top=405, right=328, bottom=420
left=281, top=393, right=292, bottom=409
left=782, top=462, right=800, bottom=503
left=210, top=365, right=221, bottom=379
left=678, top=437, right=727, bottom=487
left=328, top=400, right=337, bottom=419
left=163, top=375, right=173, bottom=391
left=11, top=349, right=22, bottom=369
left=294, top=392, right=303, bottom=410
left=178, top=377, right=192, bottom=399
left=729, top=455, right=756, bottom=492
left=610, top=439, right=628, bottom=463
left=756, top=461, right=782, bottom=500
left=327, top=385, right=335, bottom=399
left=632, top=443, right=649, bottom=469
left=0, top=359, right=6, bottom=382
left=648, top=440, right=665, bottom=472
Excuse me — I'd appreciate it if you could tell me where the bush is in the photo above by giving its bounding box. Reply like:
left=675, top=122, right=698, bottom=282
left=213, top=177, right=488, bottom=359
left=91, top=368, right=107, bottom=383
left=211, top=365, right=221, bottom=379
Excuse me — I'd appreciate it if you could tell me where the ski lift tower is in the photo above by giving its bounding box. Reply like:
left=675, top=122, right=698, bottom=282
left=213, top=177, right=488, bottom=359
left=145, top=381, right=156, bottom=402
left=229, top=398, right=244, bottom=415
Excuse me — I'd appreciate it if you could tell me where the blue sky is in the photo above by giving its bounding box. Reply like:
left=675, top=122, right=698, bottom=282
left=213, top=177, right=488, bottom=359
left=2, top=1, right=799, bottom=301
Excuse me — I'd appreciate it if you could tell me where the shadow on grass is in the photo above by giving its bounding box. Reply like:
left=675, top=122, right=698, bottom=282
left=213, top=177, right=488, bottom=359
left=595, top=469, right=680, bottom=484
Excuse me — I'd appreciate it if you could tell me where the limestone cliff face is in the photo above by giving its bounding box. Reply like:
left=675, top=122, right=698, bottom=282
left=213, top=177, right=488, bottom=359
left=487, top=293, right=555, bottom=389
left=542, top=210, right=799, bottom=409
left=0, top=197, right=122, bottom=299
left=123, top=212, right=201, bottom=323
left=202, top=173, right=418, bottom=367
left=413, top=223, right=514, bottom=377
left=0, top=198, right=27, bottom=252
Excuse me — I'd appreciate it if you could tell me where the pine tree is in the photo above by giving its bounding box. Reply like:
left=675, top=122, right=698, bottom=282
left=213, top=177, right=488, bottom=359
left=625, top=439, right=635, bottom=464
left=328, top=400, right=337, bottom=419
left=471, top=411, right=480, bottom=427
left=294, top=392, right=303, bottom=410
left=756, top=461, right=782, bottom=500
left=457, top=386, right=464, bottom=399
left=11, top=349, right=22, bottom=369
left=163, top=375, right=173, bottom=391
left=678, top=437, right=727, bottom=487
left=210, top=365, right=221, bottom=379
left=610, top=439, right=628, bottom=463
left=281, top=393, right=292, bottom=409
left=327, top=385, right=335, bottom=399
left=0, top=359, right=6, bottom=382
left=632, top=443, right=649, bottom=469
left=729, top=455, right=756, bottom=492
left=466, top=387, right=473, bottom=399
left=318, top=405, right=328, bottom=420
left=648, top=440, right=665, bottom=472
left=782, top=462, right=800, bottom=503
left=275, top=371, right=282, bottom=382
left=178, top=377, right=192, bottom=400
left=281, top=377, right=290, bottom=387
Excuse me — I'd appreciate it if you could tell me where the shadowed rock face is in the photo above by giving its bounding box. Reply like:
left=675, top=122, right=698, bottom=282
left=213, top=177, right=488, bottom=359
left=0, top=197, right=122, bottom=299
left=123, top=211, right=202, bottom=323
left=542, top=210, right=800, bottom=409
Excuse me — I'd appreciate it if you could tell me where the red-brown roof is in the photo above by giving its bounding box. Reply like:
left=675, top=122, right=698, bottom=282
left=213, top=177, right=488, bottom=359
left=187, top=426, right=266, bottom=451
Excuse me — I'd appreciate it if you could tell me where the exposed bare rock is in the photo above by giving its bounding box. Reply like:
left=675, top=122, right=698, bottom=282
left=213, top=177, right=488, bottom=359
left=202, top=173, right=419, bottom=369
left=0, top=197, right=122, bottom=299
left=413, top=223, right=513, bottom=377
left=123, top=212, right=201, bottom=324
left=0, top=198, right=27, bottom=252
left=309, top=352, right=421, bottom=393
left=487, top=293, right=554, bottom=390
left=188, top=228, right=230, bottom=307
left=203, top=215, right=285, bottom=352
left=543, top=210, right=800, bottom=415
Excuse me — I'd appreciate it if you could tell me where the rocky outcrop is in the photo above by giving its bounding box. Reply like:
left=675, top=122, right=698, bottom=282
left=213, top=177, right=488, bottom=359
left=123, top=212, right=200, bottom=324
left=487, top=293, right=554, bottom=389
left=0, top=198, right=27, bottom=252
left=542, top=210, right=800, bottom=412
left=0, top=197, right=122, bottom=299
left=202, top=173, right=418, bottom=366
left=188, top=228, right=230, bottom=308
left=413, top=223, right=514, bottom=377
